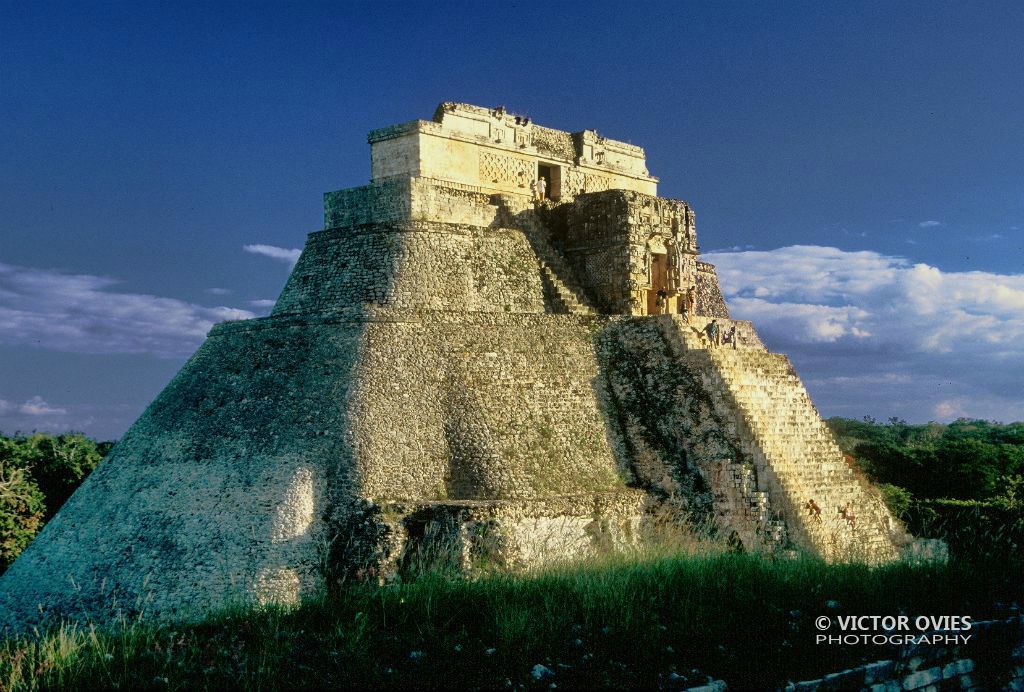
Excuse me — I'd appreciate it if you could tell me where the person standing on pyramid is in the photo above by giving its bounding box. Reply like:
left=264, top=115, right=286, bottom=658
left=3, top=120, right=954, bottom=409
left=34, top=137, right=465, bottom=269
left=656, top=289, right=668, bottom=315
left=705, top=319, right=720, bottom=347
left=537, top=176, right=547, bottom=201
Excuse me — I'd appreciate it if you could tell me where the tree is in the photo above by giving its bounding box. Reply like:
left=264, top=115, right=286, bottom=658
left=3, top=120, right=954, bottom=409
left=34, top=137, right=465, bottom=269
left=934, top=438, right=1002, bottom=500
left=0, top=459, right=46, bottom=570
left=0, top=432, right=112, bottom=571
left=17, top=433, right=105, bottom=520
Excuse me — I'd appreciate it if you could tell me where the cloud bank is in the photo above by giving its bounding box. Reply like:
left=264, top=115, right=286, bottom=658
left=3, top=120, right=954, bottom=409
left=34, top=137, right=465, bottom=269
left=0, top=394, right=76, bottom=435
left=0, top=262, right=254, bottom=358
left=0, top=395, right=66, bottom=417
left=704, top=246, right=1024, bottom=422
left=243, top=244, right=302, bottom=266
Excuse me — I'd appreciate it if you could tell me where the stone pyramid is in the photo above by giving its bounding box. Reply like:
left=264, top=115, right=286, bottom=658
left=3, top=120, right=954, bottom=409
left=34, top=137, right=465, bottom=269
left=0, top=103, right=905, bottom=630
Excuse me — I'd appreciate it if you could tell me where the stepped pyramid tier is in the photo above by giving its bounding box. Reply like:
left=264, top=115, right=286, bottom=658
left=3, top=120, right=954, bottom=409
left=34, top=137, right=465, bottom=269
left=0, top=103, right=908, bottom=631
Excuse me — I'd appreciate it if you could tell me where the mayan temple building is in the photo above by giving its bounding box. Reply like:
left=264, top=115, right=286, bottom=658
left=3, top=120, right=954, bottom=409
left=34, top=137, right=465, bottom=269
left=1, top=103, right=909, bottom=629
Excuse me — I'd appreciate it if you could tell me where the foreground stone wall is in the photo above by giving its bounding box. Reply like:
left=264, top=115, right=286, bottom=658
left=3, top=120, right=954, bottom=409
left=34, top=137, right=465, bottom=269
left=784, top=615, right=1024, bottom=691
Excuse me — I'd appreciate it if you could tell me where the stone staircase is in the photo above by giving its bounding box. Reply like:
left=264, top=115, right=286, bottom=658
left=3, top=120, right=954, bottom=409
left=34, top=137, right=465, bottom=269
left=537, top=260, right=596, bottom=314
left=493, top=199, right=597, bottom=315
left=657, top=315, right=902, bottom=562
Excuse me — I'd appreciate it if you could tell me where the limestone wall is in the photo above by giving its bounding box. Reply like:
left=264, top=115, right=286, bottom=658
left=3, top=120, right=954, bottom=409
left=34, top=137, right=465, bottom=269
left=272, top=222, right=546, bottom=316
left=323, top=177, right=499, bottom=229
left=0, top=312, right=660, bottom=629
left=334, top=313, right=628, bottom=501
left=0, top=319, right=366, bottom=627
left=696, top=262, right=729, bottom=318
left=0, top=308, right=799, bottom=629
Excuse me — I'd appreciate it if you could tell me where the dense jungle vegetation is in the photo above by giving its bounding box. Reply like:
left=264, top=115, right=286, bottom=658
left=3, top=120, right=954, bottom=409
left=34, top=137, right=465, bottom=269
left=826, top=416, right=1024, bottom=560
left=0, top=433, right=113, bottom=572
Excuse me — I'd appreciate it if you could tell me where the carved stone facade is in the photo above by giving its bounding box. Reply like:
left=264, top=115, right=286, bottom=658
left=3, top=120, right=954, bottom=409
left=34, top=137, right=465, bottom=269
left=368, top=102, right=657, bottom=201
left=0, top=103, right=909, bottom=632
left=545, top=190, right=705, bottom=316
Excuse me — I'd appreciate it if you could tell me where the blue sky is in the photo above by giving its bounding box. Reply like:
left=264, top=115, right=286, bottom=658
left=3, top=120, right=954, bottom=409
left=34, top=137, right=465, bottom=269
left=2, top=1, right=1022, bottom=438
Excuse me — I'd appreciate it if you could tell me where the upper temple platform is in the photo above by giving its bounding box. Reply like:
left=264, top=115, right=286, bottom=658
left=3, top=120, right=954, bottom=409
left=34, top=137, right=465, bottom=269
left=324, top=102, right=663, bottom=230
left=366, top=102, right=658, bottom=199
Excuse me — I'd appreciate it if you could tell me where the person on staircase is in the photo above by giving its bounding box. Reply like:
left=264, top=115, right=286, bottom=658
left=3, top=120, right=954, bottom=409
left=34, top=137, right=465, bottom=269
left=685, top=284, right=697, bottom=320
left=806, top=498, right=822, bottom=522
left=705, top=319, right=721, bottom=347
left=721, top=324, right=737, bottom=348
left=840, top=502, right=857, bottom=529
left=537, top=176, right=547, bottom=202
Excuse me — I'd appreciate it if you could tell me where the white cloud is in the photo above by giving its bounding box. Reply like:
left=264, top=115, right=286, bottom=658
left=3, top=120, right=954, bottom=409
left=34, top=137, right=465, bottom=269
left=0, top=262, right=255, bottom=358
left=918, top=220, right=943, bottom=228
left=0, top=395, right=70, bottom=435
left=705, top=246, right=1024, bottom=422
left=205, top=287, right=232, bottom=295
left=243, top=244, right=301, bottom=266
left=250, top=299, right=276, bottom=308
left=18, top=395, right=66, bottom=416
left=708, top=244, right=756, bottom=253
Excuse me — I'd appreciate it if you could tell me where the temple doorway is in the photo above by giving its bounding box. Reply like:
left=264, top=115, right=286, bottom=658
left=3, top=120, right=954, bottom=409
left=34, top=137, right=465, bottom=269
left=537, top=163, right=561, bottom=200
left=646, top=251, right=669, bottom=315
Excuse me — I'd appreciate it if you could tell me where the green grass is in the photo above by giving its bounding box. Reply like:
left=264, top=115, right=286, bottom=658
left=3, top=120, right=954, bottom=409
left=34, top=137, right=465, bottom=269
left=2, top=552, right=1020, bottom=690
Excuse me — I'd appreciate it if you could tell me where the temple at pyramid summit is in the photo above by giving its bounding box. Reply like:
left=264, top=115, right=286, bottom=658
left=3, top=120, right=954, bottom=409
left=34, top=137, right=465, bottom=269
left=0, top=102, right=913, bottom=629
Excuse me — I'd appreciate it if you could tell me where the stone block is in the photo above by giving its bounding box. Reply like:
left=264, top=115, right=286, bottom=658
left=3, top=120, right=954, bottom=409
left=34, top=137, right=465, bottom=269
left=686, top=682, right=727, bottom=692
left=869, top=682, right=901, bottom=692
left=821, top=668, right=861, bottom=689
left=942, top=659, right=974, bottom=678
left=863, top=661, right=897, bottom=685
left=902, top=667, right=942, bottom=689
